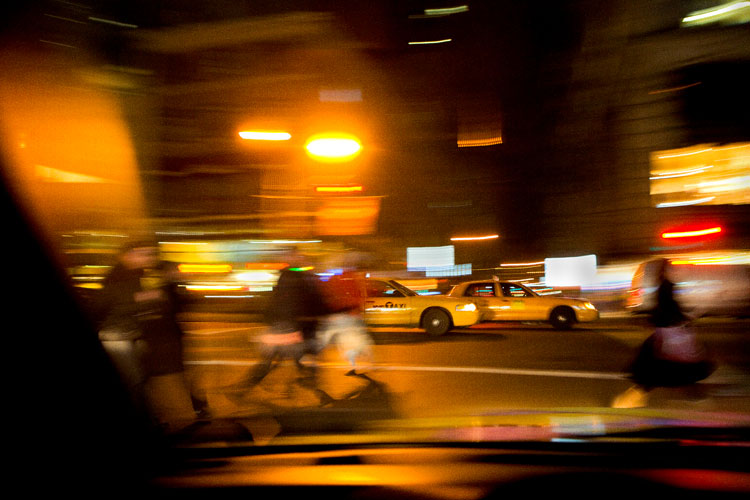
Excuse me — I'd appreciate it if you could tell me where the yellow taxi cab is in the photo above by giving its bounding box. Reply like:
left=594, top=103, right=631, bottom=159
left=447, top=279, right=599, bottom=329
left=363, top=278, right=480, bottom=335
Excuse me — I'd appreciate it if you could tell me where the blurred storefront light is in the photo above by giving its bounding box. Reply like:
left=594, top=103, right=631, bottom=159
left=650, top=143, right=750, bottom=207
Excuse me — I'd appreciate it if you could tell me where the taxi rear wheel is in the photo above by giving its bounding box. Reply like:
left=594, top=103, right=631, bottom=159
left=550, top=306, right=575, bottom=330
left=423, top=308, right=452, bottom=336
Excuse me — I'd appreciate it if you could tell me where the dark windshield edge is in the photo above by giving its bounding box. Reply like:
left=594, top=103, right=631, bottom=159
left=388, top=280, right=418, bottom=296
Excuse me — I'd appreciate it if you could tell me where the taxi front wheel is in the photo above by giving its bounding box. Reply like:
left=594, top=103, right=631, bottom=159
left=550, top=306, right=575, bottom=330
left=423, top=308, right=452, bottom=336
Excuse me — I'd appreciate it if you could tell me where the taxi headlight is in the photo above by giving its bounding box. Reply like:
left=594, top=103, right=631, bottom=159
left=456, top=303, right=477, bottom=312
left=583, top=302, right=596, bottom=310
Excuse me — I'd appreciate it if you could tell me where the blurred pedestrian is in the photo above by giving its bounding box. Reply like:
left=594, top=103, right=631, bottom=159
left=96, top=241, right=196, bottom=429
left=232, top=248, right=329, bottom=393
left=318, top=257, right=373, bottom=375
left=612, top=258, right=715, bottom=408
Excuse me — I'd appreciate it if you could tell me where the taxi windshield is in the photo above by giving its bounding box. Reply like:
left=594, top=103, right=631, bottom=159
left=388, top=280, right=419, bottom=296
left=3, top=1, right=750, bottom=493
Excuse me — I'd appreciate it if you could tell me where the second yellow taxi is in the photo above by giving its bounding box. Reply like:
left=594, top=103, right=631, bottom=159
left=447, top=279, right=599, bottom=329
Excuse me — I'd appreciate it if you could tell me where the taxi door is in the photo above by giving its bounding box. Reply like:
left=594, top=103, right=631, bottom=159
left=464, top=282, right=532, bottom=321
left=498, top=282, right=538, bottom=320
left=461, top=282, right=515, bottom=321
left=363, top=279, right=412, bottom=326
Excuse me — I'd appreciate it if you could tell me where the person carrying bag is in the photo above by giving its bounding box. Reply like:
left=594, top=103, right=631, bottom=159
left=613, top=259, right=715, bottom=408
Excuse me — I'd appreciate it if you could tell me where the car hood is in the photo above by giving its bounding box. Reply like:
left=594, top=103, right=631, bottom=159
left=168, top=406, right=750, bottom=450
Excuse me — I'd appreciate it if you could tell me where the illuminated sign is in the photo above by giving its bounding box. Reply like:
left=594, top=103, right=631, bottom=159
left=650, top=143, right=750, bottom=207
left=544, top=255, right=597, bottom=287
left=315, top=196, right=381, bottom=236
left=407, top=245, right=455, bottom=271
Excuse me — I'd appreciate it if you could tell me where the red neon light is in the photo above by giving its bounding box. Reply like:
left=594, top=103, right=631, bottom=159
left=661, top=226, right=722, bottom=239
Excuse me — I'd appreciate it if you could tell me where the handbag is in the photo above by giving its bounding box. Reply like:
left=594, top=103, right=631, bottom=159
left=652, top=324, right=706, bottom=363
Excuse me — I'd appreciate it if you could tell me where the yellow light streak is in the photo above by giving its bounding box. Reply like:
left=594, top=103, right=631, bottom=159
left=316, top=185, right=363, bottom=193
left=672, top=257, right=732, bottom=265
left=408, top=38, right=453, bottom=45
left=178, top=264, right=233, bottom=273
left=457, top=136, right=503, bottom=147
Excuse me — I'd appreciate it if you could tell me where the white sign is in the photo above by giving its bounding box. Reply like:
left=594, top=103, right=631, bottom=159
left=407, top=245, right=455, bottom=270
left=544, top=255, right=597, bottom=287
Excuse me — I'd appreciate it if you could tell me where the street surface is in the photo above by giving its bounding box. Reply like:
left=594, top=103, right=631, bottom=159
left=179, top=315, right=750, bottom=431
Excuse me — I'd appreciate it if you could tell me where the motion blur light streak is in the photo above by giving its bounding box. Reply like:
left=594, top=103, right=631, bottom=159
left=424, top=5, right=469, bottom=17
left=657, top=197, right=715, bottom=207
left=661, top=227, right=723, bottom=239
left=657, top=148, right=713, bottom=159
left=457, top=136, right=503, bottom=147
left=408, top=39, right=453, bottom=45
left=239, top=131, right=292, bottom=141
left=316, top=185, right=363, bottom=193
left=648, top=82, right=702, bottom=94
left=178, top=264, right=233, bottom=273
left=450, top=234, right=499, bottom=241
left=681, top=1, right=750, bottom=26
left=184, top=284, right=244, bottom=292
left=500, top=261, right=545, bottom=267
left=649, top=166, right=713, bottom=179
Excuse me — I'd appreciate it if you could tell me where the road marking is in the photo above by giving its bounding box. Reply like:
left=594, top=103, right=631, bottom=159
left=374, top=365, right=629, bottom=380
left=184, top=360, right=629, bottom=380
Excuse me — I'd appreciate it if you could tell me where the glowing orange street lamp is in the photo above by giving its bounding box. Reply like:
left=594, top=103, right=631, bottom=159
left=305, top=133, right=362, bottom=162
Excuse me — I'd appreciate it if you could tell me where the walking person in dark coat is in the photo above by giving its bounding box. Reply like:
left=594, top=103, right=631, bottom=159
left=232, top=248, right=330, bottom=393
left=97, top=241, right=197, bottom=428
left=612, top=258, right=715, bottom=408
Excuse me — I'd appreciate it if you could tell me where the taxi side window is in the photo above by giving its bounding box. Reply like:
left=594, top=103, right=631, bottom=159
left=465, top=283, right=495, bottom=297
left=367, top=281, right=404, bottom=298
left=502, top=284, right=532, bottom=297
